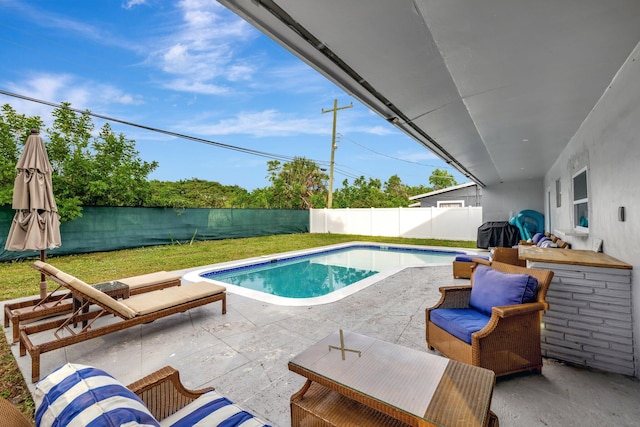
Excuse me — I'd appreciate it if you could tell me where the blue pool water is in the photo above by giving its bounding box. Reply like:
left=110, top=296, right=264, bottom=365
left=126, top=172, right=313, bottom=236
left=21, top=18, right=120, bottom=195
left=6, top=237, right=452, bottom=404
left=199, top=245, right=460, bottom=299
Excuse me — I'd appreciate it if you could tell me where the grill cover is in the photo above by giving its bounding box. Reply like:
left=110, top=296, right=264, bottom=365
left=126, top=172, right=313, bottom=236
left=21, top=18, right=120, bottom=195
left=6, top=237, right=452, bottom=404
left=477, top=221, right=520, bottom=249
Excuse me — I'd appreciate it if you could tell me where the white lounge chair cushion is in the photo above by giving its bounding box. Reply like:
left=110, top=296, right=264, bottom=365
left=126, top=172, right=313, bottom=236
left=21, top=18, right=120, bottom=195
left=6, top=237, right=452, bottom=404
left=122, top=282, right=225, bottom=316
left=159, top=389, right=269, bottom=427
left=33, top=261, right=60, bottom=276
left=118, top=271, right=181, bottom=289
left=34, top=363, right=159, bottom=427
left=57, top=273, right=138, bottom=319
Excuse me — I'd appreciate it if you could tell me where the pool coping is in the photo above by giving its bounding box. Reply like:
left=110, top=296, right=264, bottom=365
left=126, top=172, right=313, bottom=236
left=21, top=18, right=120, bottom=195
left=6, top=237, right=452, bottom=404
left=182, top=241, right=485, bottom=306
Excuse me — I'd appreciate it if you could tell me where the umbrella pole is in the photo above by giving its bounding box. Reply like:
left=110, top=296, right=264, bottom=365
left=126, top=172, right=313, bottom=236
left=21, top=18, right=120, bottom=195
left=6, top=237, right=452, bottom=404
left=39, top=250, right=48, bottom=299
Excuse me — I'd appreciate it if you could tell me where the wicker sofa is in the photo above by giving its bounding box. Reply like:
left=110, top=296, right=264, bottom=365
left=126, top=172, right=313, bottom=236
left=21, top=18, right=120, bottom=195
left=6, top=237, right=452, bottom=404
left=427, top=261, right=554, bottom=377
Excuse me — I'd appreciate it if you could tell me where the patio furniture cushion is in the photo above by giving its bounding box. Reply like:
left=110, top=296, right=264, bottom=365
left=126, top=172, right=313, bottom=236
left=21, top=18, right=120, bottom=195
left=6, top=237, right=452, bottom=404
left=429, top=308, right=490, bottom=344
left=118, top=271, right=181, bottom=290
left=122, top=282, right=226, bottom=316
left=469, top=265, right=538, bottom=316
left=158, top=389, right=270, bottom=427
left=538, top=239, right=558, bottom=248
left=34, top=363, right=160, bottom=427
left=454, top=254, right=489, bottom=263
left=531, top=232, right=545, bottom=244
left=536, top=237, right=552, bottom=247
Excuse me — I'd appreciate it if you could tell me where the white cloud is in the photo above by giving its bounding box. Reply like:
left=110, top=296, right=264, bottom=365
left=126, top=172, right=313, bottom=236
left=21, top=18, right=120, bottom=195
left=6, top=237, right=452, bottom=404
left=122, top=0, right=147, bottom=9
left=187, top=109, right=330, bottom=137
left=394, top=149, right=440, bottom=162
left=4, top=72, right=143, bottom=123
left=151, top=1, right=258, bottom=93
left=164, top=79, right=229, bottom=95
left=365, top=125, right=397, bottom=136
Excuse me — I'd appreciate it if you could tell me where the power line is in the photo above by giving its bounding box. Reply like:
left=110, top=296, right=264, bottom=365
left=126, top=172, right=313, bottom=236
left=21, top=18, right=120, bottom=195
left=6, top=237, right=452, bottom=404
left=338, top=133, right=459, bottom=171
left=0, top=89, right=320, bottom=165
left=0, top=89, right=377, bottom=185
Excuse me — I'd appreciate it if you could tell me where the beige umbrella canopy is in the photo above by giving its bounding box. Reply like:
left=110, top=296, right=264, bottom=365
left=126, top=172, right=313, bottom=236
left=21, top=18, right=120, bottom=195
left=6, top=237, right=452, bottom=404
left=5, top=129, right=61, bottom=298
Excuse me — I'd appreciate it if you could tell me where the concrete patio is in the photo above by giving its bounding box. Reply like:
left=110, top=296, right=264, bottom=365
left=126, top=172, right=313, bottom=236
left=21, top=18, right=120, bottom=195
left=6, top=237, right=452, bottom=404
left=4, top=263, right=640, bottom=426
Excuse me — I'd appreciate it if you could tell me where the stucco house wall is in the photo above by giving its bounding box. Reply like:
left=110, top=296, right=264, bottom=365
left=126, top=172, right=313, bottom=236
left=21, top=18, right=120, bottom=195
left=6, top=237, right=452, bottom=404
left=543, top=40, right=640, bottom=376
left=482, top=179, right=544, bottom=222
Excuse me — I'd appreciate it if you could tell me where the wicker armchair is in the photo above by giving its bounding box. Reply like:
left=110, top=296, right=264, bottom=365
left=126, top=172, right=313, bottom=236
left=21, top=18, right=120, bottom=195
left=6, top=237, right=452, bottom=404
left=126, top=366, right=213, bottom=421
left=473, top=247, right=526, bottom=268
left=0, top=398, right=33, bottom=427
left=426, top=261, right=554, bottom=377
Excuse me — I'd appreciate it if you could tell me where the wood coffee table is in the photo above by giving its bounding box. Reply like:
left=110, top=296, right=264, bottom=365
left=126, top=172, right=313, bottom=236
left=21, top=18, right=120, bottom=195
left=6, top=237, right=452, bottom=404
left=289, top=330, right=497, bottom=427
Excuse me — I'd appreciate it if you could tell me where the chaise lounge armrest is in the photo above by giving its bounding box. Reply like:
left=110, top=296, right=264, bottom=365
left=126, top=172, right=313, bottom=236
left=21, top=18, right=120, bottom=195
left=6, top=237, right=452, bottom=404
left=127, top=366, right=212, bottom=421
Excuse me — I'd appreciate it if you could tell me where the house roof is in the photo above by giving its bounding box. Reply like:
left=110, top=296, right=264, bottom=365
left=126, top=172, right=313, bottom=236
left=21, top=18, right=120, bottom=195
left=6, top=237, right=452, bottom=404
left=409, top=182, right=477, bottom=201
left=219, top=0, right=640, bottom=187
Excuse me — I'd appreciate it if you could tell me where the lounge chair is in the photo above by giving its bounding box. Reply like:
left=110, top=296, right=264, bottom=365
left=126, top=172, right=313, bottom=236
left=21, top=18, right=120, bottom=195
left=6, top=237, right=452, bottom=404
left=427, top=261, right=553, bottom=377
left=34, top=363, right=270, bottom=426
left=4, top=261, right=181, bottom=343
left=19, top=264, right=226, bottom=383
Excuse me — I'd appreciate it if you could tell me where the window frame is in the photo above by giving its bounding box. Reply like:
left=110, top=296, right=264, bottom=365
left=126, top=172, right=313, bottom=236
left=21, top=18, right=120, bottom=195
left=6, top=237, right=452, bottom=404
left=437, top=200, right=464, bottom=208
left=572, top=167, right=589, bottom=232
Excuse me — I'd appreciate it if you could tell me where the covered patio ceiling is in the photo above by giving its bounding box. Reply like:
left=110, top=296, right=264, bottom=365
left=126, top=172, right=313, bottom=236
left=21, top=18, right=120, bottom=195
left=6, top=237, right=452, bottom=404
left=219, top=0, right=640, bottom=187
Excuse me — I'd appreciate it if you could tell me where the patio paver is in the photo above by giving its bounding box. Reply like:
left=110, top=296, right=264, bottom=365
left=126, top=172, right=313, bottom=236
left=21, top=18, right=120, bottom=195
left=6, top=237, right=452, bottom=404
left=4, top=264, right=639, bottom=426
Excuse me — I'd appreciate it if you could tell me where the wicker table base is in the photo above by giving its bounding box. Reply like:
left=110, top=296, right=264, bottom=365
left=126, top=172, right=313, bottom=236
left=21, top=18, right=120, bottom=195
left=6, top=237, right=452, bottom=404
left=291, top=382, right=409, bottom=427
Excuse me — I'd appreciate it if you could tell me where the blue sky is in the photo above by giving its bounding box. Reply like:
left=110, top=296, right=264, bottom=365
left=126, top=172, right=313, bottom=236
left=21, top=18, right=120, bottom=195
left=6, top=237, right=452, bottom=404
left=0, top=0, right=464, bottom=191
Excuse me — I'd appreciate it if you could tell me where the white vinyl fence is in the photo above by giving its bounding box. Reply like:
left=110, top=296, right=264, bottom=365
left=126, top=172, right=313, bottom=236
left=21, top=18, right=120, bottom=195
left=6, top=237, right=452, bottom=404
left=310, top=207, right=483, bottom=241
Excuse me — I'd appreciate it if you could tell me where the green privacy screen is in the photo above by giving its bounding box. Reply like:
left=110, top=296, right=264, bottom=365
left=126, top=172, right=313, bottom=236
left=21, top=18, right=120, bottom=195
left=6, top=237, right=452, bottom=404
left=0, top=206, right=309, bottom=261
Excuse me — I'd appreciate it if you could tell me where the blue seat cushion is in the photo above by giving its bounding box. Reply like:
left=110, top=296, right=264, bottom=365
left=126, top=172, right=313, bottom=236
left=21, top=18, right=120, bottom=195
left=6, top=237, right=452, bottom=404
left=34, top=363, right=160, bottom=427
left=430, top=308, right=490, bottom=344
left=455, top=254, right=489, bottom=263
left=470, top=265, right=539, bottom=316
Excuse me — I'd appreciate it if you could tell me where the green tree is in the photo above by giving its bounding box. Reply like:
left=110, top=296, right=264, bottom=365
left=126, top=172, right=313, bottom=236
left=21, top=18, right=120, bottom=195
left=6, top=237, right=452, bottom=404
left=46, top=103, right=94, bottom=221
left=407, top=184, right=431, bottom=197
left=87, top=123, right=158, bottom=207
left=0, top=105, right=45, bottom=204
left=429, top=168, right=457, bottom=190
left=149, top=179, right=250, bottom=208
left=266, top=157, right=327, bottom=209
left=383, top=175, right=410, bottom=207
left=333, top=176, right=386, bottom=208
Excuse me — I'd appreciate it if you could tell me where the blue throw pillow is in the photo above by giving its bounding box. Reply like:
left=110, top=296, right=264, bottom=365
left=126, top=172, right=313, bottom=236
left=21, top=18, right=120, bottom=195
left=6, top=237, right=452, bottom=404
left=469, top=265, right=539, bottom=316
left=34, top=363, right=160, bottom=427
left=536, top=237, right=551, bottom=247
left=531, top=233, right=545, bottom=244
left=539, top=239, right=558, bottom=248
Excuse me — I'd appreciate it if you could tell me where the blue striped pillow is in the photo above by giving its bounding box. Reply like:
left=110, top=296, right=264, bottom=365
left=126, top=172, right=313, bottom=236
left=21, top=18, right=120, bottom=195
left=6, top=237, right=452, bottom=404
left=34, top=363, right=160, bottom=427
left=160, top=389, right=271, bottom=427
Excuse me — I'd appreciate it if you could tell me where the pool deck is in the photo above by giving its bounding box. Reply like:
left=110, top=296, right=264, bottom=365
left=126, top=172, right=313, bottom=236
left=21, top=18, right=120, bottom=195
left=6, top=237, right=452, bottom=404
left=4, top=263, right=640, bottom=426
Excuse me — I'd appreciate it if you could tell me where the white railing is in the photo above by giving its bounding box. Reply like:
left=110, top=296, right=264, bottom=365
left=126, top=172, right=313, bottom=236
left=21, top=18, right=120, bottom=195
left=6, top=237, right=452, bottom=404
left=310, top=207, right=483, bottom=241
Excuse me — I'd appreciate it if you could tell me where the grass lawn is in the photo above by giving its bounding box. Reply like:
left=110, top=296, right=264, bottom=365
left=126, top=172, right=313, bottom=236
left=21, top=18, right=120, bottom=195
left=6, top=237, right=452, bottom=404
left=0, top=233, right=475, bottom=420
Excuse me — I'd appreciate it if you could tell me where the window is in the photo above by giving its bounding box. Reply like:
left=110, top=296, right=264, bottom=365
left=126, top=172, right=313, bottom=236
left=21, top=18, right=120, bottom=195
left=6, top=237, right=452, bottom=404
left=555, top=179, right=561, bottom=207
left=437, top=200, right=464, bottom=208
left=572, top=168, right=588, bottom=231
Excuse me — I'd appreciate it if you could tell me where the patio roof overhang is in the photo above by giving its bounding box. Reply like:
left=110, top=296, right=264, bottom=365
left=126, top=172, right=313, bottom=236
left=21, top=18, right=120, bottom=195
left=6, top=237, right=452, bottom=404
left=218, top=0, right=640, bottom=187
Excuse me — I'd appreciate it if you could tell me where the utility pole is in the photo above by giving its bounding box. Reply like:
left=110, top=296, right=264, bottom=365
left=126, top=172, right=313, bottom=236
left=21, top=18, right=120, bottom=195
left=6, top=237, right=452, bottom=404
left=322, top=99, right=352, bottom=208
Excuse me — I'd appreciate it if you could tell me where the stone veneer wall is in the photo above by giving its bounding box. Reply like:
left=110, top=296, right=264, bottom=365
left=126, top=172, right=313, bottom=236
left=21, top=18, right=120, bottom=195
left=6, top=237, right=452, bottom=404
left=531, top=261, right=635, bottom=376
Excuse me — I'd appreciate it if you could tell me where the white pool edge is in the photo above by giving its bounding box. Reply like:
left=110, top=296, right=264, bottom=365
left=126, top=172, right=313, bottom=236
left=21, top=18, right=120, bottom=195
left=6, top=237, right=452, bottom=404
left=182, top=241, right=485, bottom=306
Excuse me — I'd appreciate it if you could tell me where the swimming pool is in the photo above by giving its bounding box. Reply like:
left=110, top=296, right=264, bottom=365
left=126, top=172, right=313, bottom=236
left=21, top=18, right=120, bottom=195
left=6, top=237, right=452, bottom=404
left=183, top=242, right=466, bottom=306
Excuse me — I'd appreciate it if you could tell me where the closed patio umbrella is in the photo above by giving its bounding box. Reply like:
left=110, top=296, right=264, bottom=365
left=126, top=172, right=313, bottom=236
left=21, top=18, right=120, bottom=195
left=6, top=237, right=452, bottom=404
left=5, top=129, right=61, bottom=298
